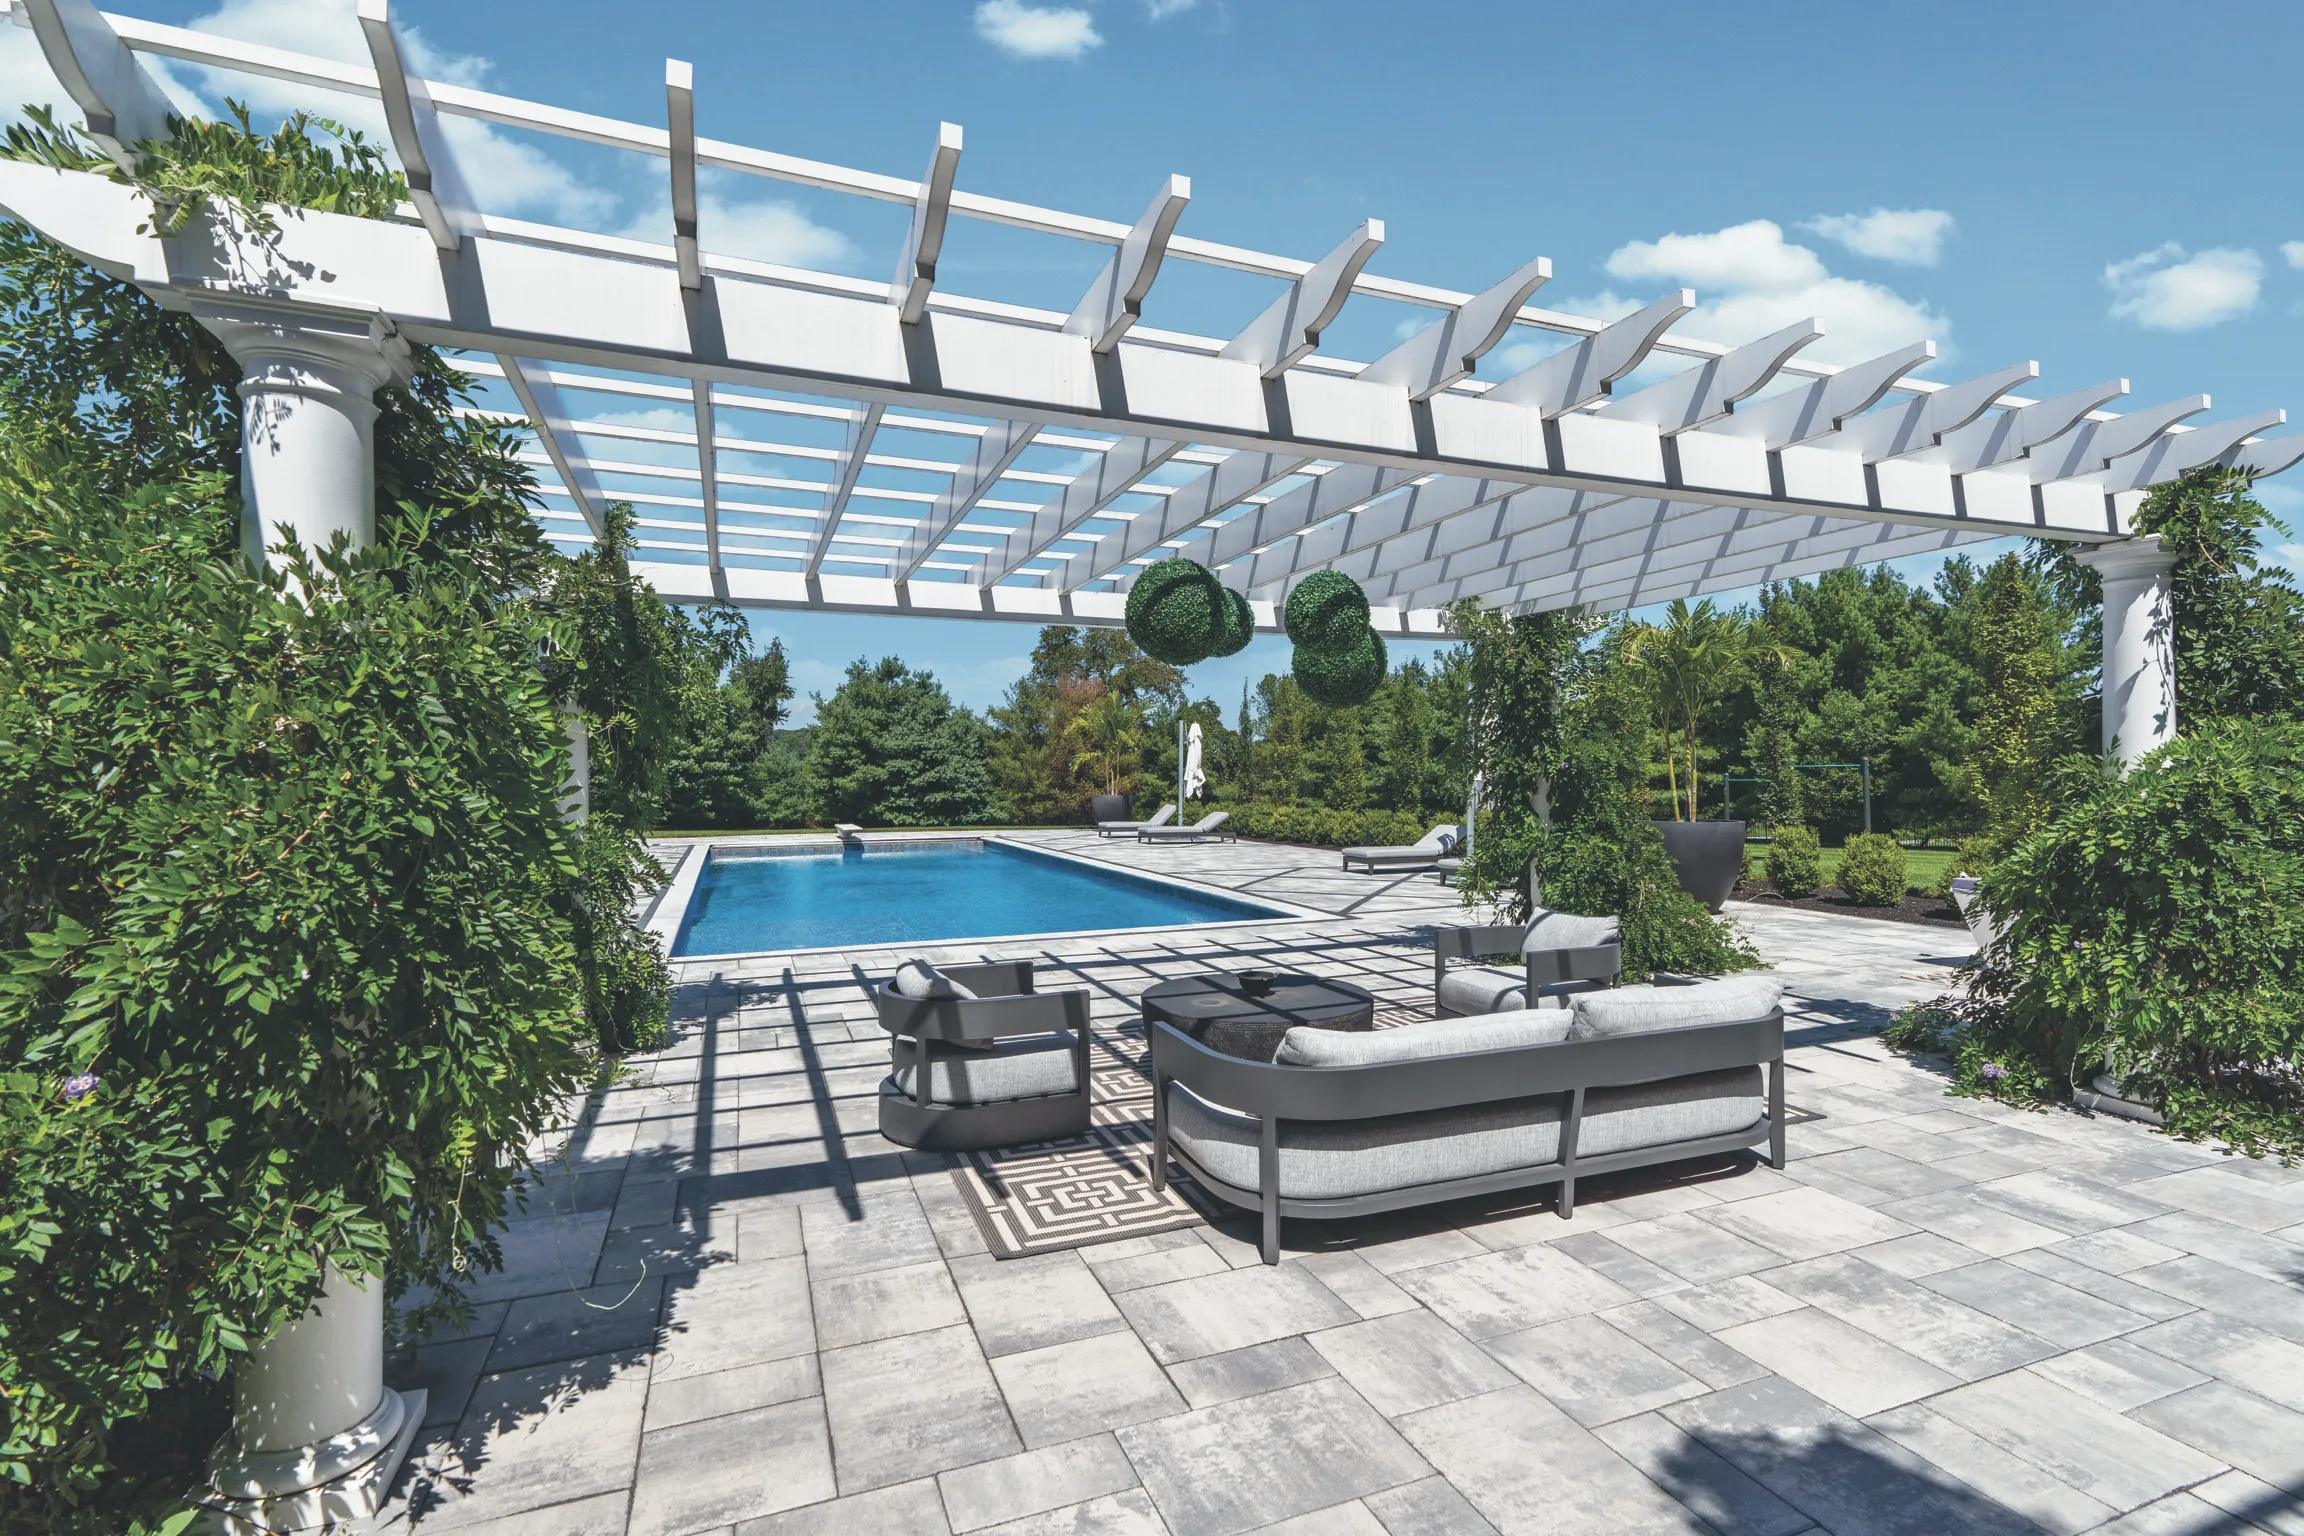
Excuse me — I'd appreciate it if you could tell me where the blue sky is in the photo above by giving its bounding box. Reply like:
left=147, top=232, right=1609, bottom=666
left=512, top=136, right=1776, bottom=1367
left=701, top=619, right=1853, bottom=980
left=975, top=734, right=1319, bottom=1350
left=8, top=0, right=2300, bottom=720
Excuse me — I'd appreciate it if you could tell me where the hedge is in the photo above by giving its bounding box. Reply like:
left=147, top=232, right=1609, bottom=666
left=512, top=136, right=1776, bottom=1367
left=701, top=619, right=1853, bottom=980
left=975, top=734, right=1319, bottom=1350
left=1201, top=802, right=1429, bottom=849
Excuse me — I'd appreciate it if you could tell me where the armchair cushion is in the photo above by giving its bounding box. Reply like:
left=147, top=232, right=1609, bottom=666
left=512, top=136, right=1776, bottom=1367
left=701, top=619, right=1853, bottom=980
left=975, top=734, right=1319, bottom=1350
left=1570, top=976, right=1784, bottom=1040
left=1437, top=965, right=1529, bottom=1015
left=892, top=959, right=978, bottom=1000
left=1276, top=1008, right=1571, bottom=1067
left=891, top=1033, right=1079, bottom=1104
left=1524, top=908, right=1620, bottom=949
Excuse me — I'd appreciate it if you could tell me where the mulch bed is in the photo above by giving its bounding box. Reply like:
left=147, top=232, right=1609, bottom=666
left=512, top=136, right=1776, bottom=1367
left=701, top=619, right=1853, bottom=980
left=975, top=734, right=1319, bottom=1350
left=1734, top=883, right=1966, bottom=929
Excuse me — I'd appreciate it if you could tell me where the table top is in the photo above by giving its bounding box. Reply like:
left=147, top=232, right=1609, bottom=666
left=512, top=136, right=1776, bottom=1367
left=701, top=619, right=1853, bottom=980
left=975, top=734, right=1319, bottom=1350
left=1140, top=972, right=1375, bottom=1026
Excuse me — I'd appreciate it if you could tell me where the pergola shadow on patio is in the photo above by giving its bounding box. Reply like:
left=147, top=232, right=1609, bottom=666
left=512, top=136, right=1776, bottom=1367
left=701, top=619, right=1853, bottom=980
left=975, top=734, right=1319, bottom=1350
left=371, top=833, right=2304, bottom=1536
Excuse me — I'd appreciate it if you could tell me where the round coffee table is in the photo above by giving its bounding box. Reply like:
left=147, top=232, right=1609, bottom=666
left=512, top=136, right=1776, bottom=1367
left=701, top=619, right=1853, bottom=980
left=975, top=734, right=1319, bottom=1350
left=1140, top=973, right=1377, bottom=1062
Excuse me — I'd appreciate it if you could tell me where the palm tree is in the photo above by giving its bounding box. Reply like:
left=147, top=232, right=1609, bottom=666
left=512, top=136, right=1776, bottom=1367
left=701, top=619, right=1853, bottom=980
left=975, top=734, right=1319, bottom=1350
left=1064, top=686, right=1144, bottom=797
left=1624, top=600, right=1789, bottom=821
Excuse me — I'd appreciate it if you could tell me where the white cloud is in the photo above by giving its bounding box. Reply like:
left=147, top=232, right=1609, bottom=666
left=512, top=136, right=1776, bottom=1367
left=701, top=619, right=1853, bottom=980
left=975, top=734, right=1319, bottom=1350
left=1594, top=219, right=1941, bottom=366
left=616, top=180, right=862, bottom=273
left=974, top=1, right=1102, bottom=60
left=1803, top=208, right=1955, bottom=266
left=1145, top=0, right=1200, bottom=16
left=2282, top=240, right=2304, bottom=270
left=2104, top=243, right=2262, bottom=331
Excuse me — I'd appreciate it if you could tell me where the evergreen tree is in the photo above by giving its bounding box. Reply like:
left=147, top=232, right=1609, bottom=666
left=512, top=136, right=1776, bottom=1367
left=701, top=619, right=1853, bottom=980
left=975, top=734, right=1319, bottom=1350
left=1748, top=652, right=1805, bottom=830
left=1967, top=555, right=2064, bottom=843
left=806, top=659, right=1003, bottom=825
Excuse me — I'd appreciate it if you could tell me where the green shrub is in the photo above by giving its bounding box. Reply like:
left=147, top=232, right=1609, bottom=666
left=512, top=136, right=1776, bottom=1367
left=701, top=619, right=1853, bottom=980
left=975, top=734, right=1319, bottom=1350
left=1215, top=802, right=1424, bottom=849
left=1837, top=833, right=1908, bottom=905
left=1124, top=558, right=1226, bottom=665
left=1283, top=569, right=1369, bottom=654
left=1967, top=723, right=2304, bottom=1158
left=1463, top=816, right=1759, bottom=981
left=0, top=476, right=595, bottom=1518
left=1210, top=587, right=1254, bottom=657
left=1293, top=625, right=1387, bottom=707
left=1765, top=826, right=1822, bottom=897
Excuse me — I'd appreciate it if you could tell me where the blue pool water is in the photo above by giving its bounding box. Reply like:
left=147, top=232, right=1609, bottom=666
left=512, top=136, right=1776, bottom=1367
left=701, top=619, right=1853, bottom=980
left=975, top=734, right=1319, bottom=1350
left=670, top=840, right=1283, bottom=956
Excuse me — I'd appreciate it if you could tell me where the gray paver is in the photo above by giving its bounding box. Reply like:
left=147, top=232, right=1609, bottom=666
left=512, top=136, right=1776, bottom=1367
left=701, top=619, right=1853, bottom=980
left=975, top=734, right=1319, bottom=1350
left=1117, top=1377, right=1431, bottom=1536
left=389, top=835, right=2285, bottom=1534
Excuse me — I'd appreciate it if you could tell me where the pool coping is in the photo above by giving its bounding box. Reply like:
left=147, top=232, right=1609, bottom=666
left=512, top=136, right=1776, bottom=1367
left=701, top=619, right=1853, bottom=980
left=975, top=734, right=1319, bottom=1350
left=655, top=830, right=1331, bottom=963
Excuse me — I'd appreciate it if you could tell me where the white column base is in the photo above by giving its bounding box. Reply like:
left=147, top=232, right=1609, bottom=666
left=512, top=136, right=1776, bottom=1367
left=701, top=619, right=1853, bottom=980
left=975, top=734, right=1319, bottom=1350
left=197, top=1387, right=424, bottom=1535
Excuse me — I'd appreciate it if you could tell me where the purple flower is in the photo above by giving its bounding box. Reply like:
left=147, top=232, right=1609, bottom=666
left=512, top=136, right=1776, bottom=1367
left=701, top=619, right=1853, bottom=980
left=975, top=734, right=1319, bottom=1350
left=1979, top=1062, right=2008, bottom=1081
left=62, top=1073, right=100, bottom=1102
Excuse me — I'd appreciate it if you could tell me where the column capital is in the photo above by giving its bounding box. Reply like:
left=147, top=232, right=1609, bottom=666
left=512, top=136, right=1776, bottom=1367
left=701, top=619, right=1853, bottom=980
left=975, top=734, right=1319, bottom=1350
left=2072, top=534, right=2177, bottom=583
left=188, top=296, right=415, bottom=395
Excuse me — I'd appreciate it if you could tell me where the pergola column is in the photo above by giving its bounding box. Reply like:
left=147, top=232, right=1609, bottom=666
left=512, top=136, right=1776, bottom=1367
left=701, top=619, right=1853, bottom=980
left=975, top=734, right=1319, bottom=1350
left=193, top=303, right=426, bottom=1533
left=194, top=302, right=412, bottom=572
left=2073, top=535, right=2180, bottom=770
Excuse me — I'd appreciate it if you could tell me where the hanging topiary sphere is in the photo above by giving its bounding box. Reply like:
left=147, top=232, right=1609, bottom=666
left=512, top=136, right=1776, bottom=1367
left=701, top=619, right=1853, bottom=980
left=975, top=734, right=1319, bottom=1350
left=1293, top=624, right=1387, bottom=707
left=1284, top=569, right=1370, bottom=655
left=1207, top=586, right=1255, bottom=658
left=1125, top=557, right=1225, bottom=665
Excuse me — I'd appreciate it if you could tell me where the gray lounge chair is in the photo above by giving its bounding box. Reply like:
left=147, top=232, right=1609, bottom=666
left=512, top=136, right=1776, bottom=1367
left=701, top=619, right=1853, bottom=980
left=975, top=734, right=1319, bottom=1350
left=1098, top=804, right=1177, bottom=838
left=1150, top=974, right=1786, bottom=1262
left=874, top=960, right=1093, bottom=1150
left=1433, top=908, right=1622, bottom=1016
left=1139, top=811, right=1234, bottom=844
left=1340, top=823, right=1462, bottom=873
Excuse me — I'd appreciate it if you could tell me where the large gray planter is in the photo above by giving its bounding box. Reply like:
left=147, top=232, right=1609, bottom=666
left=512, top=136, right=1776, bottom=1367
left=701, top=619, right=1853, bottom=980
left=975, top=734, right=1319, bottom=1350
left=1651, top=819, right=1746, bottom=912
left=1089, top=793, right=1130, bottom=826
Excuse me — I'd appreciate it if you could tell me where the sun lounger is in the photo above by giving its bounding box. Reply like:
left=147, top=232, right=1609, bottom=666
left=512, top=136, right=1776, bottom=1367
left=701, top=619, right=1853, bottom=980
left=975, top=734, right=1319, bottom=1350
left=1340, top=823, right=1462, bottom=873
left=1098, top=804, right=1177, bottom=838
left=1138, top=811, right=1234, bottom=844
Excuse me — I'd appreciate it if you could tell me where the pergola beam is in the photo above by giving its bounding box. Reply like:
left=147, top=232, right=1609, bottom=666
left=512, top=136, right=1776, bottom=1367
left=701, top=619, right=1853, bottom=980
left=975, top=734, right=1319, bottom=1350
left=1357, top=256, right=1553, bottom=400
left=691, top=378, right=719, bottom=567
left=893, top=123, right=963, bottom=325
left=497, top=355, right=605, bottom=536
left=665, top=59, right=700, bottom=291
left=890, top=419, right=1040, bottom=580
left=971, top=435, right=1185, bottom=585
left=358, top=0, right=476, bottom=251
left=807, top=401, right=887, bottom=573
left=1219, top=220, right=1384, bottom=378
left=1064, top=176, right=1190, bottom=353
left=21, top=0, right=175, bottom=170
left=1482, top=289, right=1694, bottom=415
left=1063, top=447, right=1311, bottom=588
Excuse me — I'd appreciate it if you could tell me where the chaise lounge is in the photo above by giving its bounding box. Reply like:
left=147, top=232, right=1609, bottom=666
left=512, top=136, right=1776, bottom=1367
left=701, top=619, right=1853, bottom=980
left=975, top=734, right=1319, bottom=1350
left=1139, top=811, right=1234, bottom=844
left=1149, top=975, right=1785, bottom=1262
left=1339, top=823, right=1463, bottom=873
left=1098, top=804, right=1177, bottom=838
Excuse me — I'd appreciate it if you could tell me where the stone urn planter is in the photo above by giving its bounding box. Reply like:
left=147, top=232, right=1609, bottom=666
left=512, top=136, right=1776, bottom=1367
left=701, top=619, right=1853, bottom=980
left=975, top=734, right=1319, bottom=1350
left=1089, top=793, right=1130, bottom=826
left=1651, top=819, right=1746, bottom=913
left=1946, top=874, right=2000, bottom=956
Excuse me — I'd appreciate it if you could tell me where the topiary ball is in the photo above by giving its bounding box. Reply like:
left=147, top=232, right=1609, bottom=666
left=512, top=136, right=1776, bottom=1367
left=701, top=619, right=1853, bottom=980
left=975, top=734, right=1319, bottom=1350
left=1207, top=586, right=1255, bottom=658
left=1293, top=624, right=1387, bottom=707
left=1125, top=557, right=1224, bottom=665
left=1284, top=569, right=1370, bottom=656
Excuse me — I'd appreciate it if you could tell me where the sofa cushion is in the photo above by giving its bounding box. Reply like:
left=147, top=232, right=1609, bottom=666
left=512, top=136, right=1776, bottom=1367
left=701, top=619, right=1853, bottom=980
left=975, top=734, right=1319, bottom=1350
left=890, top=1033, right=1077, bottom=1104
left=1579, top=1067, right=1766, bottom=1156
left=1570, top=976, right=1783, bottom=1039
left=1276, top=1008, right=1572, bottom=1067
left=1525, top=908, right=1620, bottom=950
left=891, top=960, right=976, bottom=1000
left=1168, top=1084, right=1563, bottom=1201
left=1437, top=965, right=1527, bottom=1015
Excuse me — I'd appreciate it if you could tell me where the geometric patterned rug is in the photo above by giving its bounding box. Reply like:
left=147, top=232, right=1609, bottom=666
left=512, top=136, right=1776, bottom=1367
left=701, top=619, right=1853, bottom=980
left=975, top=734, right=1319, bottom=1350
left=951, top=1001, right=1428, bottom=1258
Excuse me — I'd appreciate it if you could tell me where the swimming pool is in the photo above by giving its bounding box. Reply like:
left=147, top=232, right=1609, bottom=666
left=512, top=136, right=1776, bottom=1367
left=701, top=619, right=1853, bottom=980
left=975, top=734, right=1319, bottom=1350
left=668, top=839, right=1288, bottom=956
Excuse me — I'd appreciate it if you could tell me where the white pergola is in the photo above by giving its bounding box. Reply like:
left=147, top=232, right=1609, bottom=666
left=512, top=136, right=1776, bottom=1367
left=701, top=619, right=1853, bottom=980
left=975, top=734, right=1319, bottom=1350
left=2, top=5, right=2291, bottom=1526
left=8, top=0, right=2299, bottom=647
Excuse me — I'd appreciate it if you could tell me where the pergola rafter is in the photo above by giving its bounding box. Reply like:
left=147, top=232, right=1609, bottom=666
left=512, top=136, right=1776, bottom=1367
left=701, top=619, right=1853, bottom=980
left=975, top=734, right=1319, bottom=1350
left=7, top=0, right=2296, bottom=641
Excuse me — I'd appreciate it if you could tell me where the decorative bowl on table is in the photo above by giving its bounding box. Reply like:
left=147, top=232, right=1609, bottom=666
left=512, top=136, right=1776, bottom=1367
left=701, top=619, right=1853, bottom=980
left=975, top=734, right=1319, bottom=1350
left=1237, top=969, right=1278, bottom=997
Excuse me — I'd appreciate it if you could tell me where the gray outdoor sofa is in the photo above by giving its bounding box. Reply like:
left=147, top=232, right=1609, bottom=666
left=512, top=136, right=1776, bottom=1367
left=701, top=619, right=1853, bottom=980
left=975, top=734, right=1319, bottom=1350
left=874, top=960, right=1093, bottom=1151
left=1149, top=975, right=1785, bottom=1263
left=1434, top=908, right=1623, bottom=1016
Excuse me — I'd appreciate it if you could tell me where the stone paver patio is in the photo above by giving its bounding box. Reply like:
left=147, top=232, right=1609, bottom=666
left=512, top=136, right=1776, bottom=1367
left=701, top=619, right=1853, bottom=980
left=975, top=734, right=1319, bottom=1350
left=377, top=831, right=2304, bottom=1536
